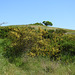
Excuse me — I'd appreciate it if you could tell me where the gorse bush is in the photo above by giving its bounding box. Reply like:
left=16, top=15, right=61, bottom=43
left=0, top=27, right=12, bottom=38
left=3, top=27, right=49, bottom=57
left=1, top=26, right=75, bottom=62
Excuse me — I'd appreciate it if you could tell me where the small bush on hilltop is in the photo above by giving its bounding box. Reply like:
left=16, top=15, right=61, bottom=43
left=29, top=22, right=43, bottom=26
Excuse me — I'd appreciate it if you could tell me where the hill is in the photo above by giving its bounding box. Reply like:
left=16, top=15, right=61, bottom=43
left=3, top=24, right=75, bottom=34
left=0, top=24, right=75, bottom=75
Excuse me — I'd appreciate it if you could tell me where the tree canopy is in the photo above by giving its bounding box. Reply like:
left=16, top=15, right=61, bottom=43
left=42, top=21, right=53, bottom=26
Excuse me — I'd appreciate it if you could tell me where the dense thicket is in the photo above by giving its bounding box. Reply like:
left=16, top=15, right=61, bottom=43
left=0, top=26, right=75, bottom=63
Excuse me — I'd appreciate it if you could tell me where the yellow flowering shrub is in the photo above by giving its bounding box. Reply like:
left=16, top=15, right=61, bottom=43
left=2, top=26, right=75, bottom=62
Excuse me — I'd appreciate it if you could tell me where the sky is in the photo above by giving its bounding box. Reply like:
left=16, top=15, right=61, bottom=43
left=0, top=0, right=75, bottom=30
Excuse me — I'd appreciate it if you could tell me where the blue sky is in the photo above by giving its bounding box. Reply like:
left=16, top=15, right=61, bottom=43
left=0, top=0, right=75, bottom=30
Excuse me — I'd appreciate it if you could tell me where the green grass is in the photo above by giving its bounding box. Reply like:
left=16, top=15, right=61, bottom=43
left=2, top=24, right=75, bottom=33
left=28, top=25, right=75, bottom=33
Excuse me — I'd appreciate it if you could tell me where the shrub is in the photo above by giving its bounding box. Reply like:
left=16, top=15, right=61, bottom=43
left=0, top=27, right=12, bottom=38
left=55, top=29, right=67, bottom=34
left=59, top=34, right=75, bottom=62
left=48, top=30, right=54, bottom=33
left=2, top=26, right=75, bottom=62
left=3, top=27, right=45, bottom=57
left=30, top=22, right=43, bottom=26
left=60, top=41, right=75, bottom=54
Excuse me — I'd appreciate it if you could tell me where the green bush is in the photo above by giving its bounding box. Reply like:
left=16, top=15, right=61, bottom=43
left=55, top=29, right=67, bottom=34
left=60, top=41, right=75, bottom=54
left=59, top=34, right=75, bottom=62
left=48, top=29, right=54, bottom=33
left=30, top=22, right=43, bottom=26
left=0, top=27, right=9, bottom=38
left=40, top=29, right=54, bottom=39
left=0, top=26, right=15, bottom=38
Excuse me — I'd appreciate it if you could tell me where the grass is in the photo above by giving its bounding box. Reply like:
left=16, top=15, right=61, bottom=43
left=9, top=56, right=75, bottom=75
left=2, top=24, right=75, bottom=33
left=4, top=24, right=75, bottom=34
left=0, top=39, right=26, bottom=75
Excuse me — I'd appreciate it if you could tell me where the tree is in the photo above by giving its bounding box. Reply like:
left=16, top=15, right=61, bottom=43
left=42, top=21, right=53, bottom=26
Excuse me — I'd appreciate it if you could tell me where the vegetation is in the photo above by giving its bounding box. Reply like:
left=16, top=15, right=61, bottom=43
left=30, top=22, right=44, bottom=26
left=0, top=25, right=75, bottom=75
left=42, top=21, right=53, bottom=26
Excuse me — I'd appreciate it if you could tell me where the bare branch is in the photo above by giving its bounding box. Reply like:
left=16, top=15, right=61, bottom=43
left=0, top=22, right=8, bottom=25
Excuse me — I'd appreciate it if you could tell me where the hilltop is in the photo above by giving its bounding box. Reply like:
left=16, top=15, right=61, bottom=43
left=2, top=24, right=75, bottom=34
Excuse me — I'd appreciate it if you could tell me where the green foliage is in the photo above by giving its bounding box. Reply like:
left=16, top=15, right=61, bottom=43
left=0, top=26, right=75, bottom=75
left=55, top=29, right=67, bottom=34
left=0, top=26, right=75, bottom=63
left=33, top=22, right=43, bottom=25
left=61, top=41, right=75, bottom=54
left=29, top=22, right=43, bottom=26
left=42, top=21, right=53, bottom=26
left=0, top=27, right=11, bottom=38
left=59, top=34, right=75, bottom=62
left=48, top=29, right=55, bottom=33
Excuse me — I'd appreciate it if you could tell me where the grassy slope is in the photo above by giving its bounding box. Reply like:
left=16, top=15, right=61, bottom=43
left=6, top=24, right=75, bottom=34
left=26, top=25, right=75, bottom=35
left=0, top=39, right=26, bottom=75
left=27, top=25, right=75, bottom=33
left=0, top=25, right=75, bottom=75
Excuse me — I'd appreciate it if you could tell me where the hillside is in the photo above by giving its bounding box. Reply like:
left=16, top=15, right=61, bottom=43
left=3, top=24, right=75, bottom=34
left=0, top=24, right=75, bottom=75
